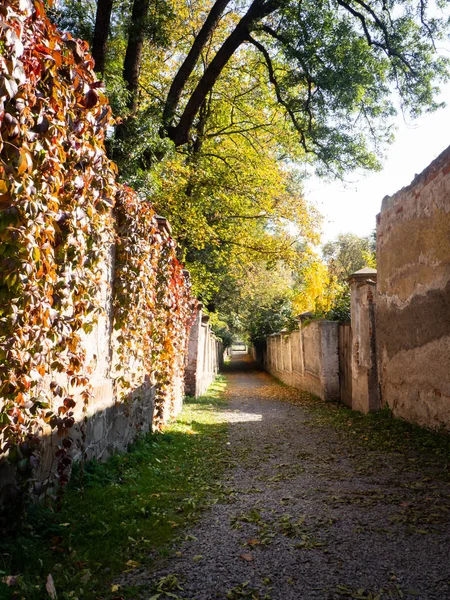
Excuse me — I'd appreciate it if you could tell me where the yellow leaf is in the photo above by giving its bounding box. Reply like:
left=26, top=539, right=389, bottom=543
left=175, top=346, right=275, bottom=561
left=111, top=584, right=120, bottom=592
left=32, top=246, right=41, bottom=262
left=125, top=560, right=139, bottom=568
left=18, top=148, right=32, bottom=175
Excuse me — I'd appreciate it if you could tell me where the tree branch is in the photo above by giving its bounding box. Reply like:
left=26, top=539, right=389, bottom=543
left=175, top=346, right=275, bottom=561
left=246, top=34, right=311, bottom=153
left=166, top=0, right=286, bottom=147
left=162, top=0, right=233, bottom=129
left=336, top=0, right=417, bottom=74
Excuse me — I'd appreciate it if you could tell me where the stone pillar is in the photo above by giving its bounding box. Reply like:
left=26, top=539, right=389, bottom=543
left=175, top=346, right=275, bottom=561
left=184, top=305, right=203, bottom=396
left=348, top=267, right=380, bottom=413
left=319, top=320, right=340, bottom=401
left=282, top=331, right=293, bottom=372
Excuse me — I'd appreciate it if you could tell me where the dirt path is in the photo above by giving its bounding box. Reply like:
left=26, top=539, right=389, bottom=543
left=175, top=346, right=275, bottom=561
left=124, top=353, right=450, bottom=599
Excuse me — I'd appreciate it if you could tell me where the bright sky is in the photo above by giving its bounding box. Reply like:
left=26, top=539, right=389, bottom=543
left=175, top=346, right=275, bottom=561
left=304, top=81, right=450, bottom=245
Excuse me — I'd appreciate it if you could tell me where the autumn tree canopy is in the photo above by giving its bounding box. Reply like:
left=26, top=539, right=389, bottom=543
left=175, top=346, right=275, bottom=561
left=51, top=0, right=450, bottom=338
left=55, top=0, right=450, bottom=173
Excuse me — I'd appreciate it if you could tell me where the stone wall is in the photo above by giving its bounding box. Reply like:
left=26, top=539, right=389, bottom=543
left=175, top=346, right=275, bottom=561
left=376, top=145, right=450, bottom=428
left=265, top=321, right=339, bottom=401
left=185, top=307, right=223, bottom=397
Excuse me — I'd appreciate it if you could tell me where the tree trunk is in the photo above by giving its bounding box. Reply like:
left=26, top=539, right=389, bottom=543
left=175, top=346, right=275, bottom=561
left=92, top=0, right=114, bottom=75
left=167, top=0, right=284, bottom=147
left=123, top=0, right=151, bottom=112
left=162, top=0, right=232, bottom=129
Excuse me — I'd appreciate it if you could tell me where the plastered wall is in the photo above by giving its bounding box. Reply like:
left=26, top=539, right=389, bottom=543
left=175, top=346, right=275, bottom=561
left=265, top=321, right=339, bottom=401
left=185, top=308, right=223, bottom=398
left=376, top=145, right=450, bottom=428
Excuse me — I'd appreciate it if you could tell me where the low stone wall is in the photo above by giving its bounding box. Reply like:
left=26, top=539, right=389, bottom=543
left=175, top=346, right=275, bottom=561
left=265, top=321, right=339, bottom=401
left=376, top=145, right=450, bottom=428
left=185, top=308, right=223, bottom=397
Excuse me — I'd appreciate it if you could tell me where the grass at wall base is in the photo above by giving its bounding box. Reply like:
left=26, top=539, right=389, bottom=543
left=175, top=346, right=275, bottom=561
left=0, top=377, right=229, bottom=600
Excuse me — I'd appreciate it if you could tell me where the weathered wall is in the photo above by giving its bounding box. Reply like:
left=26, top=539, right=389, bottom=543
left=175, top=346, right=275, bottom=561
left=348, top=268, right=380, bottom=414
left=377, top=145, right=450, bottom=428
left=265, top=321, right=339, bottom=401
left=185, top=308, right=223, bottom=398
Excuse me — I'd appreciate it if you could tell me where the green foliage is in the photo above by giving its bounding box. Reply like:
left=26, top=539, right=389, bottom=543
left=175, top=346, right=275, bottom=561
left=247, top=297, right=297, bottom=345
left=209, top=313, right=234, bottom=349
left=0, top=378, right=229, bottom=600
left=325, top=284, right=351, bottom=323
left=251, top=0, right=449, bottom=175
left=322, top=232, right=376, bottom=283
left=48, top=0, right=97, bottom=44
left=307, top=400, right=450, bottom=458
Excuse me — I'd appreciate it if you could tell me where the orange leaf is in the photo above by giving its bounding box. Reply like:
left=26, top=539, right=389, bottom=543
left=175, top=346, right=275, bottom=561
left=240, top=553, right=254, bottom=562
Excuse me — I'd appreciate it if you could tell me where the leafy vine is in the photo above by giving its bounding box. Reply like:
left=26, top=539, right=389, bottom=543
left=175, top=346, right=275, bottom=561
left=0, top=0, right=196, bottom=509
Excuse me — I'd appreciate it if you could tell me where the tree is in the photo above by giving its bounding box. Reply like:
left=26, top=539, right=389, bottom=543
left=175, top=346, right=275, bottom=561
left=92, top=0, right=114, bottom=75
left=158, top=0, right=449, bottom=174
left=292, top=232, right=377, bottom=321
left=322, top=232, right=376, bottom=283
left=58, top=0, right=450, bottom=174
left=123, top=0, right=152, bottom=111
left=51, top=0, right=449, bottom=332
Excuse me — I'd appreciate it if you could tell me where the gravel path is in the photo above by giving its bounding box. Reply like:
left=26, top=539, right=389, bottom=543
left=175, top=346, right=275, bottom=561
left=123, top=353, right=450, bottom=600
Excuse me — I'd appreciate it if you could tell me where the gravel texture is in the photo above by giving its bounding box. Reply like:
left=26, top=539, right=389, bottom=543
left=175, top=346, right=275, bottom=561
left=121, top=353, right=450, bottom=599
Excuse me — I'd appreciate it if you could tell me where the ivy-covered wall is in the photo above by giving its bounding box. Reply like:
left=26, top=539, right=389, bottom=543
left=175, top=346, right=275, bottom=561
left=0, top=0, right=196, bottom=504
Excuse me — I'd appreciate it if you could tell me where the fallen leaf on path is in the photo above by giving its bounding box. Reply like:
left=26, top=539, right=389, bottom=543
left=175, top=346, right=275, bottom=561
left=246, top=539, right=260, bottom=546
left=240, top=553, right=254, bottom=562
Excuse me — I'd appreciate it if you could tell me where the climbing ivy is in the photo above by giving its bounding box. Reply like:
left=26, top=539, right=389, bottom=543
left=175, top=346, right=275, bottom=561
left=113, top=188, right=197, bottom=427
left=0, top=0, right=195, bottom=504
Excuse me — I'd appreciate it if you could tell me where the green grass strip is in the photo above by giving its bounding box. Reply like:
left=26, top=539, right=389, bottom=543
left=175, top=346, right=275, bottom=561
left=304, top=397, right=450, bottom=459
left=0, top=376, right=229, bottom=600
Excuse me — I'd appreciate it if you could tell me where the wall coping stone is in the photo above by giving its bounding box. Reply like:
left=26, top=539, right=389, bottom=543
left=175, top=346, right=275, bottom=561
left=299, top=311, right=314, bottom=321
left=348, top=267, right=377, bottom=285
left=155, top=215, right=172, bottom=236
left=377, top=144, right=450, bottom=219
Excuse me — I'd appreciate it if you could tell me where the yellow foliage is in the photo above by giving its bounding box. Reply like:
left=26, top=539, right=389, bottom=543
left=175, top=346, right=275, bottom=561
left=293, top=252, right=342, bottom=315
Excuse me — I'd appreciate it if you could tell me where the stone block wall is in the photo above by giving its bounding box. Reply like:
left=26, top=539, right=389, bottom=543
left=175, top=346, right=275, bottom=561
left=185, top=307, right=223, bottom=397
left=265, top=321, right=339, bottom=401
left=376, top=145, right=450, bottom=428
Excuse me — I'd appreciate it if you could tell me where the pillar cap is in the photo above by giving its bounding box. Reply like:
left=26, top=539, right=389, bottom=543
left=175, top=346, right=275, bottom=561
left=155, top=215, right=172, bottom=236
left=348, top=267, right=377, bottom=285
left=298, top=311, right=314, bottom=321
